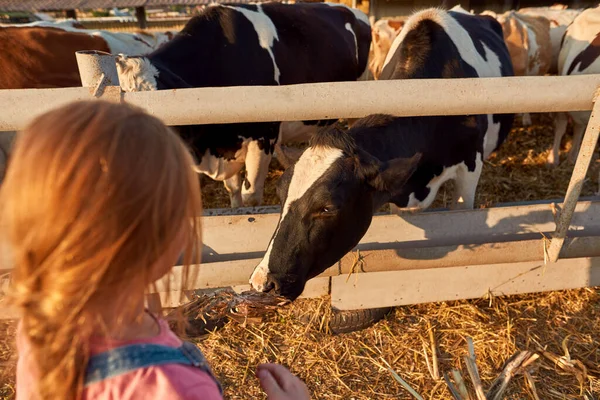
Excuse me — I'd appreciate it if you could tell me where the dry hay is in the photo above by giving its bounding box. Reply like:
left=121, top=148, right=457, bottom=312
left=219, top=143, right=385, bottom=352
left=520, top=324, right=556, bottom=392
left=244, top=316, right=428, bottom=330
left=1, top=114, right=600, bottom=399
left=166, top=289, right=288, bottom=336
left=0, top=322, right=16, bottom=399
left=197, top=288, right=600, bottom=399
left=0, top=288, right=599, bottom=399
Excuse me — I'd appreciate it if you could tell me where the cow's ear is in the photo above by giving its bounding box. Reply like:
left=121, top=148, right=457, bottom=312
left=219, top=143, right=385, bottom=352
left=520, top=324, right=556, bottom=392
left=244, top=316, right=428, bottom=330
left=115, top=54, right=130, bottom=72
left=388, top=20, right=404, bottom=32
left=369, top=153, right=422, bottom=194
left=275, top=144, right=304, bottom=169
left=372, top=29, right=380, bottom=42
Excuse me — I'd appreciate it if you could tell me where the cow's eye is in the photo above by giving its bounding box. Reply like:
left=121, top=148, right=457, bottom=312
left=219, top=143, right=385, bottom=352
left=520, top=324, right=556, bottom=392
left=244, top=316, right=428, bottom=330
left=312, top=206, right=336, bottom=218
left=320, top=207, right=336, bottom=216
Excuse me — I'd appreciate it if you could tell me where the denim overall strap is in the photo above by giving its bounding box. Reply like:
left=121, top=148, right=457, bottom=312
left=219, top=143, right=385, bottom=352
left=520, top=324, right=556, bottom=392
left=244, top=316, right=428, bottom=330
left=179, top=341, right=224, bottom=394
left=85, top=341, right=223, bottom=394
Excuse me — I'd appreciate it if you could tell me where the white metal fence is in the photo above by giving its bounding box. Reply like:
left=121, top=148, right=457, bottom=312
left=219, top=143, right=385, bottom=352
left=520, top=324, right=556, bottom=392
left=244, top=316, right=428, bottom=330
left=1, top=56, right=600, bottom=318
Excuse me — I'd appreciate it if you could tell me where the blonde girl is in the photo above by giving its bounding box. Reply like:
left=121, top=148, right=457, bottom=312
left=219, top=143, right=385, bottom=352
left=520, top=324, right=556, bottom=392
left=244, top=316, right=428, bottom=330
left=1, top=100, right=309, bottom=400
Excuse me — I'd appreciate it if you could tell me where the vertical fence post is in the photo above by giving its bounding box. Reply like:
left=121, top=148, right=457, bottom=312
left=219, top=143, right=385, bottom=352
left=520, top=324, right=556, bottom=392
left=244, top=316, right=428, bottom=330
left=75, top=50, right=120, bottom=98
left=135, top=6, right=148, bottom=30
left=547, top=98, right=600, bottom=263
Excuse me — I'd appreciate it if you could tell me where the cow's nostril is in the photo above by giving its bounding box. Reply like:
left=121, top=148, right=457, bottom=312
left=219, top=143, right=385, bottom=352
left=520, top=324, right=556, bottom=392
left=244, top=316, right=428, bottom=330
left=263, top=279, right=274, bottom=292
left=265, top=275, right=281, bottom=294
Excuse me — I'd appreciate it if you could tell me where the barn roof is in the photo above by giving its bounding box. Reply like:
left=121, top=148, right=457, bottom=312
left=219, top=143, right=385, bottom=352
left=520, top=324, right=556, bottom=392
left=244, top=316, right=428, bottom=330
left=0, top=0, right=265, bottom=12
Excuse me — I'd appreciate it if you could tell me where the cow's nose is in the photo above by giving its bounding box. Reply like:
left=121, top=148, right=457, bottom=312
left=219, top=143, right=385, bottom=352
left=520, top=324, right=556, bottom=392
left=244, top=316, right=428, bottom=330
left=264, top=274, right=281, bottom=294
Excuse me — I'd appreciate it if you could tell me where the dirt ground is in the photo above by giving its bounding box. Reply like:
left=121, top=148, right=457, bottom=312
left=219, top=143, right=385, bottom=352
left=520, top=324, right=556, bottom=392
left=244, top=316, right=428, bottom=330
left=1, top=113, right=599, bottom=399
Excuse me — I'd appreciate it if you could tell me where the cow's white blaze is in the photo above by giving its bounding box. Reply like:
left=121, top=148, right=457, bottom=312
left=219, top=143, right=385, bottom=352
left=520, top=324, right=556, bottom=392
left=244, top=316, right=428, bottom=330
left=116, top=56, right=159, bottom=92
left=227, top=4, right=281, bottom=84
left=345, top=22, right=359, bottom=63
left=250, top=146, right=343, bottom=291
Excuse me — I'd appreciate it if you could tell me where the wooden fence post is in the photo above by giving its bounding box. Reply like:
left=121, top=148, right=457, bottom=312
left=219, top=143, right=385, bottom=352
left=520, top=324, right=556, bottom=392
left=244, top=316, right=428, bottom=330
left=547, top=97, right=600, bottom=263
left=135, top=6, right=148, bottom=30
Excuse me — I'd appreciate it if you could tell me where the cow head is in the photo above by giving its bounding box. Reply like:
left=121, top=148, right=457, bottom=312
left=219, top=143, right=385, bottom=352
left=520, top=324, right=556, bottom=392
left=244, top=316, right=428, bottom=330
left=116, top=54, right=160, bottom=91
left=368, top=19, right=405, bottom=80
left=249, top=123, right=421, bottom=300
left=116, top=54, right=191, bottom=92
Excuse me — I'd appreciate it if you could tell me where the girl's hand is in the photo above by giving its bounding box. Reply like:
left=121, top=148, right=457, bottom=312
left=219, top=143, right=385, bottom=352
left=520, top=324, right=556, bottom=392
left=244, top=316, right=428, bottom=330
left=257, top=363, right=310, bottom=400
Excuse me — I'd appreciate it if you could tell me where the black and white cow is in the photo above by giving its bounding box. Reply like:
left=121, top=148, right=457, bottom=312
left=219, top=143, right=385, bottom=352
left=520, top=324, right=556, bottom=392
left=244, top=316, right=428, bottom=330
left=115, top=2, right=371, bottom=208
left=249, top=8, right=515, bottom=300
left=548, top=6, right=600, bottom=169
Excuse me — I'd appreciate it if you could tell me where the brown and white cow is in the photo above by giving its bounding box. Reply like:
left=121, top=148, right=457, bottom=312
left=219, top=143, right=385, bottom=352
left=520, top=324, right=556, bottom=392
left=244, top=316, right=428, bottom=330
left=518, top=5, right=583, bottom=74
left=0, top=23, right=173, bottom=182
left=0, top=19, right=86, bottom=29
left=368, top=17, right=405, bottom=80
left=548, top=6, right=600, bottom=178
left=0, top=23, right=172, bottom=90
left=481, top=10, right=552, bottom=126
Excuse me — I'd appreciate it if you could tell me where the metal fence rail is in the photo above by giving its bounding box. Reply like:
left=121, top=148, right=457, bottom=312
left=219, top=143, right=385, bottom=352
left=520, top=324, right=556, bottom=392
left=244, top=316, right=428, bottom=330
left=1, top=54, right=600, bottom=317
left=1, top=74, right=600, bottom=131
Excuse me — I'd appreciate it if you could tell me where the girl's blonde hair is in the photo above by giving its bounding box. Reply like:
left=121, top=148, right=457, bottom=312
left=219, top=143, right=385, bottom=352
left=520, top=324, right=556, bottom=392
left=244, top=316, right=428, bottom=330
left=0, top=100, right=202, bottom=400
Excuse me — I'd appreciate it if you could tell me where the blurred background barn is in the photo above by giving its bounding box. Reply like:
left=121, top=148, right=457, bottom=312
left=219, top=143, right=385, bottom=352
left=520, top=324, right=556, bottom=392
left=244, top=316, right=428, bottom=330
left=1, top=0, right=598, bottom=31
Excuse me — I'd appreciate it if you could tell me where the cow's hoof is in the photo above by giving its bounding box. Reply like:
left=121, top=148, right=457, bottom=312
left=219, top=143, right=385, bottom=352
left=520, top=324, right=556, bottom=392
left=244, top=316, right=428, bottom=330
left=328, top=306, right=394, bottom=334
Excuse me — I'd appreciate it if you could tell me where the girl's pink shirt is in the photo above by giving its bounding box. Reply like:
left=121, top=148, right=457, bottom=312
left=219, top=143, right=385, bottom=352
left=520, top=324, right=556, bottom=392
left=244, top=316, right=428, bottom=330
left=15, top=317, right=223, bottom=400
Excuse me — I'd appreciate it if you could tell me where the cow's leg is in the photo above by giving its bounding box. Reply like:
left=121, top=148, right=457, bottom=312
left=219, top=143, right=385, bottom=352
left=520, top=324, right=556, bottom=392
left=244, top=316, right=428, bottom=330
left=224, top=173, right=243, bottom=208
left=194, top=151, right=245, bottom=208
left=451, top=154, right=483, bottom=210
left=242, top=141, right=272, bottom=207
left=521, top=112, right=532, bottom=127
left=548, top=112, right=568, bottom=166
left=567, top=122, right=586, bottom=164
